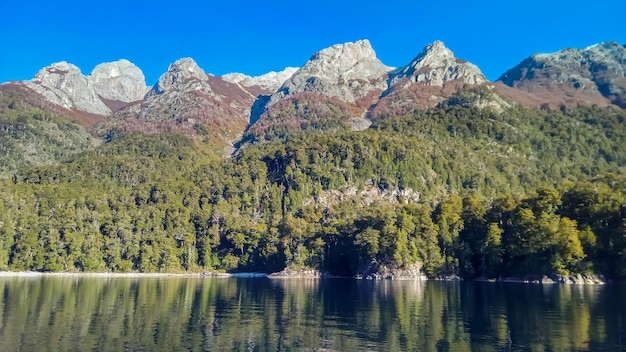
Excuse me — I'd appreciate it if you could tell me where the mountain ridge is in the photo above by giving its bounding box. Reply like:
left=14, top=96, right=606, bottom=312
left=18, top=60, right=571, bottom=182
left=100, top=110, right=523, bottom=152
left=498, top=41, right=626, bottom=108
left=1, top=41, right=626, bottom=279
left=1, top=39, right=624, bottom=150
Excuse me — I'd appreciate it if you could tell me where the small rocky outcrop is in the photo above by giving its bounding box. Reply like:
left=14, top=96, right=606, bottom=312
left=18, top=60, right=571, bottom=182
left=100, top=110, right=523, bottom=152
left=24, top=62, right=112, bottom=115
left=302, top=184, right=420, bottom=208
left=498, top=41, right=626, bottom=107
left=355, top=261, right=428, bottom=280
left=89, top=59, right=149, bottom=103
left=268, top=266, right=326, bottom=278
left=495, top=273, right=606, bottom=285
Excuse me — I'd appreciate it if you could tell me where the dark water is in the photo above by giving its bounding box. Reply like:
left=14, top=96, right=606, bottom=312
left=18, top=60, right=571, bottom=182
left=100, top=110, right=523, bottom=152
left=0, top=277, right=624, bottom=351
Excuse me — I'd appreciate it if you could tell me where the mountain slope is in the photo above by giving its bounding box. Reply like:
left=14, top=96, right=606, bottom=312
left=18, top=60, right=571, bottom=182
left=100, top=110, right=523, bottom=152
left=2, top=103, right=625, bottom=277
left=0, top=38, right=624, bottom=160
left=23, top=62, right=113, bottom=116
left=245, top=40, right=393, bottom=138
left=498, top=41, right=626, bottom=107
left=370, top=40, right=493, bottom=118
left=108, top=58, right=256, bottom=152
left=222, top=67, right=299, bottom=95
left=0, top=89, right=101, bottom=177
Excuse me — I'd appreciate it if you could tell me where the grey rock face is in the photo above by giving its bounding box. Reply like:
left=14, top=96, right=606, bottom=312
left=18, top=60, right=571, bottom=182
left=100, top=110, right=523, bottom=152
left=270, top=39, right=393, bottom=105
left=222, top=67, right=299, bottom=93
left=24, top=62, right=111, bottom=115
left=89, top=59, right=149, bottom=102
left=114, top=57, right=255, bottom=142
left=498, top=41, right=626, bottom=107
left=390, top=41, right=487, bottom=87
left=150, top=58, right=211, bottom=95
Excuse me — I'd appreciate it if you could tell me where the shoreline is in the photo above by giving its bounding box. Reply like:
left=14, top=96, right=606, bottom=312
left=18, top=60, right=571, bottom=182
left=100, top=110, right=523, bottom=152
left=0, top=271, right=613, bottom=284
left=0, top=271, right=268, bottom=278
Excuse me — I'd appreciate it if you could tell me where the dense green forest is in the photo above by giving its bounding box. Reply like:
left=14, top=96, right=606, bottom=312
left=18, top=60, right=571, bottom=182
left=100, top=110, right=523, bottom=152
left=0, top=102, right=625, bottom=279
left=0, top=93, right=99, bottom=178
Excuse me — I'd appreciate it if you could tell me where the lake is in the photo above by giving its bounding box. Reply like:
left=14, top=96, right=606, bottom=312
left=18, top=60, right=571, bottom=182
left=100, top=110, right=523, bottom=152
left=0, top=276, right=624, bottom=351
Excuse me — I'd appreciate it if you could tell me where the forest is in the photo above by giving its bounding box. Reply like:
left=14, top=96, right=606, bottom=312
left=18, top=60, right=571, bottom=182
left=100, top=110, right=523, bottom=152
left=0, top=101, right=625, bottom=279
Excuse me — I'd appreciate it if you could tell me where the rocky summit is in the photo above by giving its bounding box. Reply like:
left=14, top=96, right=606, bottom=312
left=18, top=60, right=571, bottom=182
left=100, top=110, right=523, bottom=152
left=222, top=67, right=299, bottom=95
left=89, top=59, right=149, bottom=103
left=244, top=40, right=398, bottom=138
left=498, top=41, right=626, bottom=107
left=150, top=58, right=211, bottom=95
left=368, top=41, right=491, bottom=119
left=389, top=40, right=487, bottom=87
left=270, top=39, right=393, bottom=105
left=1, top=38, right=624, bottom=149
left=110, top=57, right=256, bottom=148
left=24, top=62, right=112, bottom=116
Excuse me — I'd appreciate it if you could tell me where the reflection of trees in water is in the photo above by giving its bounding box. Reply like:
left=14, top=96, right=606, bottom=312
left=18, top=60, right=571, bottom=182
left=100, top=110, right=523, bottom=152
left=0, top=278, right=622, bottom=351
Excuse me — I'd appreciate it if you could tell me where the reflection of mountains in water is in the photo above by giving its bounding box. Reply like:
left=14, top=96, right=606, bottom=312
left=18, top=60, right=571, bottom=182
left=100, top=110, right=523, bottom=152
left=0, top=277, right=619, bottom=352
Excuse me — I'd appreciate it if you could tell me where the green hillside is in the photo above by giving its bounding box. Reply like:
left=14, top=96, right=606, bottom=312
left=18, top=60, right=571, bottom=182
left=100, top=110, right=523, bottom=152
left=1, top=102, right=625, bottom=278
left=0, top=91, right=100, bottom=178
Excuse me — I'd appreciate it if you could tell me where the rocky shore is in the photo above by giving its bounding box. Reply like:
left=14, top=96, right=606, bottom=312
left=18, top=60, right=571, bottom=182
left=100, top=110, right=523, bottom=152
left=0, top=270, right=609, bottom=284
left=476, top=273, right=606, bottom=285
left=267, top=267, right=327, bottom=278
left=0, top=271, right=268, bottom=278
left=354, top=262, right=428, bottom=280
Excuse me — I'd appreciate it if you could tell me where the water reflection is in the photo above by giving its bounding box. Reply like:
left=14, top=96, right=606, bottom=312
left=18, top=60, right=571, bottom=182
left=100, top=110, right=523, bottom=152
left=0, top=277, right=623, bottom=351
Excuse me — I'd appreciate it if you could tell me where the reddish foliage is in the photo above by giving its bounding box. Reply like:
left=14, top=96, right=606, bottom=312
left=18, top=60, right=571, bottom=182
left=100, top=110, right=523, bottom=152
left=246, top=92, right=361, bottom=137
left=107, top=76, right=256, bottom=142
left=0, top=83, right=107, bottom=128
left=493, top=81, right=612, bottom=108
left=369, top=79, right=466, bottom=119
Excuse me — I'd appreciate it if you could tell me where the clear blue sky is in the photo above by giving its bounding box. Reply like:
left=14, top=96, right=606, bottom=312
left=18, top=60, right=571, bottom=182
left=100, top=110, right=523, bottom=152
left=1, top=0, right=624, bottom=85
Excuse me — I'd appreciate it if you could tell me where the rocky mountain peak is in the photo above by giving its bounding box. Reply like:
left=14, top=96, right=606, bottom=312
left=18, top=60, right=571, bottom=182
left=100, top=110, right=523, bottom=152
left=268, top=40, right=393, bottom=105
left=390, top=40, right=487, bottom=87
left=89, top=59, right=149, bottom=103
left=303, top=39, right=391, bottom=81
left=587, top=41, right=626, bottom=61
left=25, top=61, right=111, bottom=115
left=498, top=41, right=626, bottom=107
left=531, top=41, right=625, bottom=66
left=152, top=58, right=208, bottom=95
left=222, top=67, right=299, bottom=93
left=414, top=40, right=455, bottom=64
left=35, top=61, right=82, bottom=77
left=32, top=61, right=83, bottom=86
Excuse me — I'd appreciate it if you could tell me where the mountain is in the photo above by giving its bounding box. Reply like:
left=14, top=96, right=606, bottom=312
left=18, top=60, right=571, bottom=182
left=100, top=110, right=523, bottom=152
left=370, top=40, right=494, bottom=118
left=245, top=40, right=393, bottom=138
left=222, top=67, right=299, bottom=95
left=1, top=39, right=625, bottom=152
left=22, top=61, right=113, bottom=116
left=498, top=41, right=626, bottom=108
left=107, top=58, right=257, bottom=151
left=89, top=59, right=150, bottom=105
left=10, top=59, right=149, bottom=116
left=247, top=40, right=494, bottom=138
left=389, top=40, right=486, bottom=87
left=270, top=39, right=392, bottom=105
left=1, top=40, right=626, bottom=279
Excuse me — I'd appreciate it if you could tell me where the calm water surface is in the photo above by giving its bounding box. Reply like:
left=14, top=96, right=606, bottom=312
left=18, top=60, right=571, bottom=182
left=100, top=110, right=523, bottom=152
left=0, top=277, right=624, bottom=351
